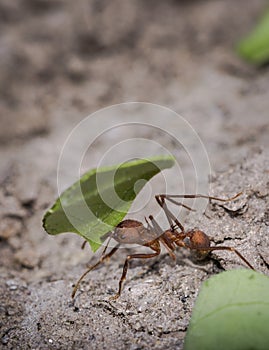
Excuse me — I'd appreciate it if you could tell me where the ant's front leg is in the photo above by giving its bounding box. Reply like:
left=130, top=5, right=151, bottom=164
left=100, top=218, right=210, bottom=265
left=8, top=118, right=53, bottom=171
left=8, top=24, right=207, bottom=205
left=155, top=195, right=185, bottom=232
left=158, top=192, right=242, bottom=205
left=155, top=192, right=243, bottom=231
left=204, top=246, right=255, bottom=270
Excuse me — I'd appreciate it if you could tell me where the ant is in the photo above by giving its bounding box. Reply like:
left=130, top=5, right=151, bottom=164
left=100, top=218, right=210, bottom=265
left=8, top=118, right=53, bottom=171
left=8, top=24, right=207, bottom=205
left=72, top=192, right=255, bottom=300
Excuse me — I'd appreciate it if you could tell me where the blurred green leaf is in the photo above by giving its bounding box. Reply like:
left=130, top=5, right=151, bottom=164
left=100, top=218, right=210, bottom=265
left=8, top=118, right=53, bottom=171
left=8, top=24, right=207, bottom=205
left=184, top=270, right=269, bottom=350
left=43, top=155, right=175, bottom=252
left=237, top=9, right=269, bottom=65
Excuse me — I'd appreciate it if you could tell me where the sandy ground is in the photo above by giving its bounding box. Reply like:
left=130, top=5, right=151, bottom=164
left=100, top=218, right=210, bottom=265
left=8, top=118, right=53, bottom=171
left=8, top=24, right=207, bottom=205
left=0, top=0, right=269, bottom=349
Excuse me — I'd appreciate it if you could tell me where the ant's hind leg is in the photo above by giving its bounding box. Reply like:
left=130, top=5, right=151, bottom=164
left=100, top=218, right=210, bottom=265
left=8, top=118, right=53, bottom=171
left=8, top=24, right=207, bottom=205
left=72, top=243, right=120, bottom=299
left=110, top=250, right=160, bottom=300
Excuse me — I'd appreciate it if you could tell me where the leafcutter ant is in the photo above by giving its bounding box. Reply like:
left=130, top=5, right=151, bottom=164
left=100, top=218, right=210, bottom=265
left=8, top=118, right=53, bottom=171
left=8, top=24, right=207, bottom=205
left=72, top=192, right=255, bottom=300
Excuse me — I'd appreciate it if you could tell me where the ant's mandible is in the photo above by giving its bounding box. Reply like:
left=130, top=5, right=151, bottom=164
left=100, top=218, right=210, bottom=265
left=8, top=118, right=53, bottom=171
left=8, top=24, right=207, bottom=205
left=72, top=192, right=255, bottom=300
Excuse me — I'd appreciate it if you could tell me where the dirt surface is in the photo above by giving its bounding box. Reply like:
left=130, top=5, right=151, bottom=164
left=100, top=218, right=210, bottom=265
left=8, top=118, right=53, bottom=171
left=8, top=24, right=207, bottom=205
left=1, top=0, right=269, bottom=349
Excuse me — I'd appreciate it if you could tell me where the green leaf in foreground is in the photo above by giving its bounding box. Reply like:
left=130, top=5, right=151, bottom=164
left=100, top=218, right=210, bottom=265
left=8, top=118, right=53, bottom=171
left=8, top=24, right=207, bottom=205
left=43, top=155, right=175, bottom=252
left=237, top=8, right=269, bottom=65
left=184, top=270, right=269, bottom=350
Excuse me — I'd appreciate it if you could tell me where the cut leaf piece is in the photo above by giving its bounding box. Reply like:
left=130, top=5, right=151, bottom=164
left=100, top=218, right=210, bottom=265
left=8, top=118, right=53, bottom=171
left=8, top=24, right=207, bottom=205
left=237, top=8, right=269, bottom=65
left=43, top=155, right=175, bottom=251
left=184, top=270, right=269, bottom=350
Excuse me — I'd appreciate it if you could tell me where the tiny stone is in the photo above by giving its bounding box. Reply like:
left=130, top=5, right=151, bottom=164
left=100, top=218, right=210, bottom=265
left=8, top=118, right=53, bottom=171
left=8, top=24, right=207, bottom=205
left=14, top=249, right=39, bottom=269
left=0, top=217, right=22, bottom=239
left=9, top=285, right=18, bottom=291
left=6, top=279, right=18, bottom=290
left=1, top=334, right=9, bottom=345
left=7, top=308, right=16, bottom=316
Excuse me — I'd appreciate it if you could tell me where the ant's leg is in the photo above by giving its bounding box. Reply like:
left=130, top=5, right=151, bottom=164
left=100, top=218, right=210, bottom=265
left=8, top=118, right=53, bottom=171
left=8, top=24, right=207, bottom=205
left=148, top=215, right=163, bottom=236
left=81, top=230, right=113, bottom=252
left=99, top=231, right=114, bottom=257
left=72, top=243, right=120, bottom=299
left=157, top=192, right=242, bottom=217
left=149, top=215, right=176, bottom=260
left=81, top=240, right=87, bottom=250
left=145, top=215, right=176, bottom=259
left=200, top=246, right=255, bottom=270
left=158, top=192, right=242, bottom=202
left=159, top=196, right=195, bottom=211
left=145, top=216, right=154, bottom=231
left=156, top=192, right=242, bottom=224
left=110, top=249, right=161, bottom=300
left=155, top=195, right=185, bottom=231
left=164, top=198, right=195, bottom=211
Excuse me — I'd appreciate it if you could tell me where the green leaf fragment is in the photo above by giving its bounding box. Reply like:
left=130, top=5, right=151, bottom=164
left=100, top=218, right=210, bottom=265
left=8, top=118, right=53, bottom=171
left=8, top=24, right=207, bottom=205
left=43, top=155, right=175, bottom=252
left=184, top=270, right=269, bottom=350
left=237, top=8, right=269, bottom=65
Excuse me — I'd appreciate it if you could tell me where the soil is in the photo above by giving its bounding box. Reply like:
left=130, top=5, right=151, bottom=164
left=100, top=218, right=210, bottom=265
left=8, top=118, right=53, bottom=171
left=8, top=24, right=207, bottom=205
left=0, top=1, right=269, bottom=349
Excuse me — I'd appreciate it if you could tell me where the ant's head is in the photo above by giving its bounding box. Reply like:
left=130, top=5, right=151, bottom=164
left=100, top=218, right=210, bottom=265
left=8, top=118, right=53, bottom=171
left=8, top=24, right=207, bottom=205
left=184, top=229, right=211, bottom=260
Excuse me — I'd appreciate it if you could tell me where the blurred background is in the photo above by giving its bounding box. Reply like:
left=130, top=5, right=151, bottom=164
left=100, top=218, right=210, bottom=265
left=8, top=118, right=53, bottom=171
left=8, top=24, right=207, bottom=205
left=1, top=0, right=268, bottom=161
left=0, top=0, right=269, bottom=348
